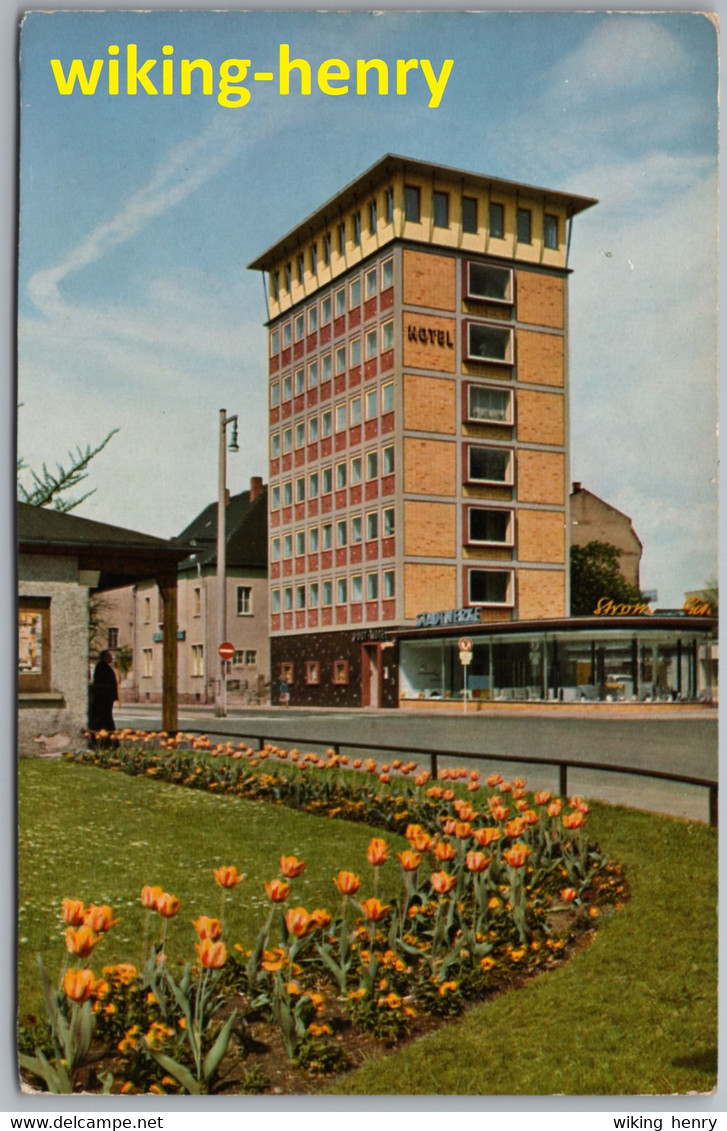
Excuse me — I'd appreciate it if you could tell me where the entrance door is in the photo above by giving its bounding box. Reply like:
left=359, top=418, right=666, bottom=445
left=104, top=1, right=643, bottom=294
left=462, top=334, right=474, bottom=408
left=361, top=644, right=381, bottom=708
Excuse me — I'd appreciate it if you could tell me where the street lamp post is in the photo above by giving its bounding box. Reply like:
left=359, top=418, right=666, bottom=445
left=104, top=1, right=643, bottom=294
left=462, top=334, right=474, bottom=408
left=216, top=408, right=239, bottom=718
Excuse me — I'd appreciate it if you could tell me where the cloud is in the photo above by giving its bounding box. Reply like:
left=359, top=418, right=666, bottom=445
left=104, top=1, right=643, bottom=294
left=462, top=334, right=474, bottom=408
left=551, top=15, right=693, bottom=93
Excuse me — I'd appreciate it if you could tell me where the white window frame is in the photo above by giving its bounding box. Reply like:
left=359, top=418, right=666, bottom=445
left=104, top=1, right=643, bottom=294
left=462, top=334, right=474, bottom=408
left=465, top=262, right=514, bottom=305
left=468, top=569, right=515, bottom=608
left=465, top=322, right=514, bottom=365
left=236, top=586, right=252, bottom=616
left=466, top=445, right=514, bottom=486
left=467, top=384, right=514, bottom=426
left=467, top=507, right=514, bottom=547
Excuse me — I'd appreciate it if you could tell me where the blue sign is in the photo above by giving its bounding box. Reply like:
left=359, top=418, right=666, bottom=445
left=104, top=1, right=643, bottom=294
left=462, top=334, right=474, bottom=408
left=415, top=608, right=482, bottom=628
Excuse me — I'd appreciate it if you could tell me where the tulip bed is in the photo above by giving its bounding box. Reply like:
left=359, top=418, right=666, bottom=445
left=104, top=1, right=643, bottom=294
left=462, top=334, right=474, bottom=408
left=18, top=731, right=631, bottom=1095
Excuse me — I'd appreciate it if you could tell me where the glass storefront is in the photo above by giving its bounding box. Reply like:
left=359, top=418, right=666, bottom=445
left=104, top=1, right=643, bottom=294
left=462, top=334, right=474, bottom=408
left=398, top=622, right=717, bottom=703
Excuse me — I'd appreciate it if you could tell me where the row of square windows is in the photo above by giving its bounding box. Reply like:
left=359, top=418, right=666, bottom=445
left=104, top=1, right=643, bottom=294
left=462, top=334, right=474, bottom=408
left=272, top=507, right=396, bottom=558
left=270, top=446, right=395, bottom=508
left=278, top=661, right=350, bottom=688
left=269, top=189, right=559, bottom=300
left=271, top=259, right=394, bottom=345
left=270, top=326, right=395, bottom=398
left=272, top=569, right=396, bottom=612
left=140, top=646, right=258, bottom=681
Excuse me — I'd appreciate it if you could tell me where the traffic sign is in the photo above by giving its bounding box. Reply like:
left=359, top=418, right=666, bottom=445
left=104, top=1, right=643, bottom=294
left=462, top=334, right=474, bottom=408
left=218, top=641, right=235, bottom=660
left=458, top=637, right=473, bottom=652
left=459, top=650, right=473, bottom=666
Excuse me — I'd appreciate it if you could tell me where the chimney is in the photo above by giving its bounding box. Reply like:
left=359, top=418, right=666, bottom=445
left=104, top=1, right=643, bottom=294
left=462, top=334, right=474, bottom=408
left=572, top=481, right=581, bottom=493
left=250, top=476, right=263, bottom=502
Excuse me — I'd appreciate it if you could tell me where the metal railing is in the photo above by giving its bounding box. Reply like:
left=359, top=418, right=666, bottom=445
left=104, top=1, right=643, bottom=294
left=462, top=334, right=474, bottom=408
left=168, top=725, right=719, bottom=828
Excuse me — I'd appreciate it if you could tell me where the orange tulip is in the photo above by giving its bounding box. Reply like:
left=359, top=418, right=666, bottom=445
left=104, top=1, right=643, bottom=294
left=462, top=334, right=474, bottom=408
left=195, top=939, right=227, bottom=969
left=521, top=809, right=539, bottom=826
left=308, top=908, right=332, bottom=930
left=473, top=826, right=500, bottom=847
left=502, top=843, right=531, bottom=868
left=63, top=968, right=95, bottom=1003
left=286, top=906, right=311, bottom=937
left=454, top=821, right=472, bottom=839
left=396, top=850, right=422, bottom=872
left=333, top=870, right=361, bottom=895
left=513, top=777, right=527, bottom=789
left=155, top=892, right=181, bottom=918
left=61, top=898, right=86, bottom=927
left=83, top=904, right=120, bottom=933
left=465, top=851, right=490, bottom=873
left=560, top=888, right=577, bottom=902
left=65, top=925, right=102, bottom=957
left=366, top=838, right=389, bottom=866
left=430, top=871, right=457, bottom=895
left=192, top=916, right=222, bottom=941
left=534, top=790, right=553, bottom=806
left=213, top=865, right=245, bottom=889
left=569, top=796, right=591, bottom=814
left=405, top=825, right=431, bottom=851
left=265, top=879, right=291, bottom=903
left=433, top=840, right=455, bottom=862
left=486, top=772, right=503, bottom=787
left=563, top=812, right=586, bottom=830
left=505, top=818, right=525, bottom=839
left=358, top=897, right=390, bottom=922
left=279, top=855, right=306, bottom=878
left=547, top=800, right=563, bottom=818
left=141, top=884, right=164, bottom=909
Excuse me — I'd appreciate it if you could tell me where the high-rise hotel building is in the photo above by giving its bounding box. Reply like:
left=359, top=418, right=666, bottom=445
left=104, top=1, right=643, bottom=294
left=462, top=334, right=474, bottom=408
left=249, top=155, right=598, bottom=707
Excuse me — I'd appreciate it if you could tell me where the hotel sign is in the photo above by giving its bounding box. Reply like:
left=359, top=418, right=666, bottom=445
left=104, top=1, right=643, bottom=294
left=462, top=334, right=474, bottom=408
left=407, top=325, right=454, bottom=349
left=416, top=607, right=482, bottom=628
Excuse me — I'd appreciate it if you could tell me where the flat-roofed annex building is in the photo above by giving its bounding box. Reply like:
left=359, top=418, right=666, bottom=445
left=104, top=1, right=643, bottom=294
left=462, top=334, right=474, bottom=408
left=249, top=154, right=597, bottom=707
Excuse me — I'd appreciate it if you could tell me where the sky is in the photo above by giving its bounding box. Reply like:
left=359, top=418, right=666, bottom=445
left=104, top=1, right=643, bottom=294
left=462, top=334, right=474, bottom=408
left=16, top=9, right=719, bottom=608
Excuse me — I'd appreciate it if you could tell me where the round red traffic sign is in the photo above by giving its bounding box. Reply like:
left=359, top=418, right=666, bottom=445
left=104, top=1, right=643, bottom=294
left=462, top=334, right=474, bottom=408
left=458, top=637, right=473, bottom=652
left=218, top=641, right=235, bottom=660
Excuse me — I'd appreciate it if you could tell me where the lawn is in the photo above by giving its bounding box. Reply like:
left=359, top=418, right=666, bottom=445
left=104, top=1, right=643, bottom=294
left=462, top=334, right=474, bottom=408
left=17, top=755, right=717, bottom=1095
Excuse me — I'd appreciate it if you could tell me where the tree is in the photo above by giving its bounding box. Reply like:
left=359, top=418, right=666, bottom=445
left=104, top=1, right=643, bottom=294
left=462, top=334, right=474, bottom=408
left=570, top=541, right=643, bottom=616
left=698, top=577, right=719, bottom=616
left=17, top=429, right=118, bottom=512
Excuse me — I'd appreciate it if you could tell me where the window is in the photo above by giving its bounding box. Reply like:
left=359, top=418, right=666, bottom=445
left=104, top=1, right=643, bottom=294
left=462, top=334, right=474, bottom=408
left=308, top=360, right=318, bottom=388
left=296, top=585, right=306, bottom=610
left=433, top=190, right=449, bottom=227
left=336, top=461, right=347, bottom=489
left=468, top=385, right=513, bottom=425
left=305, top=660, right=320, bottom=685
left=191, top=644, right=204, bottom=677
left=353, top=210, right=361, bottom=246
left=338, top=221, right=346, bottom=256
left=365, top=267, right=377, bottom=299
left=283, top=480, right=293, bottom=506
left=466, top=262, right=513, bottom=303
left=280, top=661, right=294, bottom=683
left=368, top=199, right=377, bottom=234
left=467, top=446, right=513, bottom=484
left=308, top=415, right=319, bottom=443
left=462, top=196, right=477, bottom=234
left=381, top=321, right=394, bottom=352
left=365, top=329, right=378, bottom=361
left=283, top=533, right=293, bottom=558
left=404, top=185, right=421, bottom=222
left=193, top=587, right=201, bottom=617
left=321, top=353, right=332, bottom=382
left=310, top=243, right=318, bottom=273
left=366, top=511, right=379, bottom=540
left=335, top=345, right=346, bottom=375
left=350, top=395, right=361, bottom=425
left=489, top=202, right=504, bottom=239
left=282, top=427, right=292, bottom=454
left=349, top=278, right=361, bottom=308
left=335, top=401, right=347, bottom=431
left=308, top=584, right=319, bottom=609
left=350, top=338, right=361, bottom=367
left=294, top=313, right=304, bottom=341
left=544, top=213, right=558, bottom=249
left=18, top=598, right=50, bottom=693
left=294, top=367, right=305, bottom=395
left=321, top=409, right=332, bottom=437
left=321, top=522, right=333, bottom=549
left=366, top=450, right=378, bottom=480
left=382, top=444, right=395, bottom=474
left=322, top=579, right=333, bottom=606
left=466, top=323, right=513, bottom=364
left=144, top=597, right=151, bottom=624
left=271, top=588, right=281, bottom=614
left=336, top=519, right=347, bottom=546
left=383, top=569, right=395, bottom=599
left=350, top=456, right=362, bottom=485
left=322, top=467, right=332, bottom=494
left=385, top=186, right=394, bottom=224
left=332, top=659, right=350, bottom=685
left=321, top=296, right=332, bottom=325
left=367, top=572, right=379, bottom=600
left=350, top=514, right=362, bottom=543
left=297, top=254, right=304, bottom=284
left=237, top=586, right=252, bottom=615
left=382, top=507, right=395, bottom=536
left=271, top=484, right=280, bottom=509
left=283, top=587, right=293, bottom=611
left=382, top=382, right=394, bottom=412
left=351, top=574, right=363, bottom=601
left=382, top=257, right=394, bottom=289
left=284, top=263, right=292, bottom=292
left=365, top=387, right=377, bottom=419
left=245, top=650, right=257, bottom=665
left=271, top=536, right=281, bottom=561
left=282, top=374, right=292, bottom=401
left=335, top=288, right=346, bottom=317
left=270, top=381, right=280, bottom=408
left=468, top=508, right=513, bottom=545
left=469, top=569, right=513, bottom=606
left=309, top=526, right=319, bottom=552
left=517, top=208, right=532, bottom=244
left=295, top=476, right=305, bottom=502
left=323, top=233, right=331, bottom=266
left=143, top=648, right=153, bottom=678
left=233, top=650, right=244, bottom=667
left=336, top=577, right=347, bottom=604
left=271, top=431, right=281, bottom=458
left=295, top=422, right=305, bottom=449
left=271, top=272, right=279, bottom=302
left=270, top=329, right=280, bottom=355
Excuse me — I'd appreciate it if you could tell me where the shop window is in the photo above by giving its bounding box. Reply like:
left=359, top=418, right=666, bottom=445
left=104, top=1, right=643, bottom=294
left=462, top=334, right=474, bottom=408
left=305, top=660, right=321, bottom=685
left=544, top=214, right=558, bottom=249
left=489, top=202, right=504, bottom=239
left=468, top=507, right=513, bottom=545
left=466, top=263, right=513, bottom=304
left=462, top=196, right=477, bottom=234
left=332, top=659, right=350, bottom=685
left=467, top=384, right=513, bottom=425
left=280, top=662, right=295, bottom=683
left=467, top=445, right=513, bottom=485
left=433, top=190, right=449, bottom=228
left=468, top=569, right=513, bottom=606
left=404, top=185, right=421, bottom=222
left=18, top=597, right=51, bottom=693
left=517, top=208, right=532, bottom=244
left=236, top=586, right=252, bottom=615
left=466, top=322, right=513, bottom=364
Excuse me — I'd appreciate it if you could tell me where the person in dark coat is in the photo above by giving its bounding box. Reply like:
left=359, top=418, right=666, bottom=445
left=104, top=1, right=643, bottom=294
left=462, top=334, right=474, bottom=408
left=88, top=650, right=119, bottom=746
